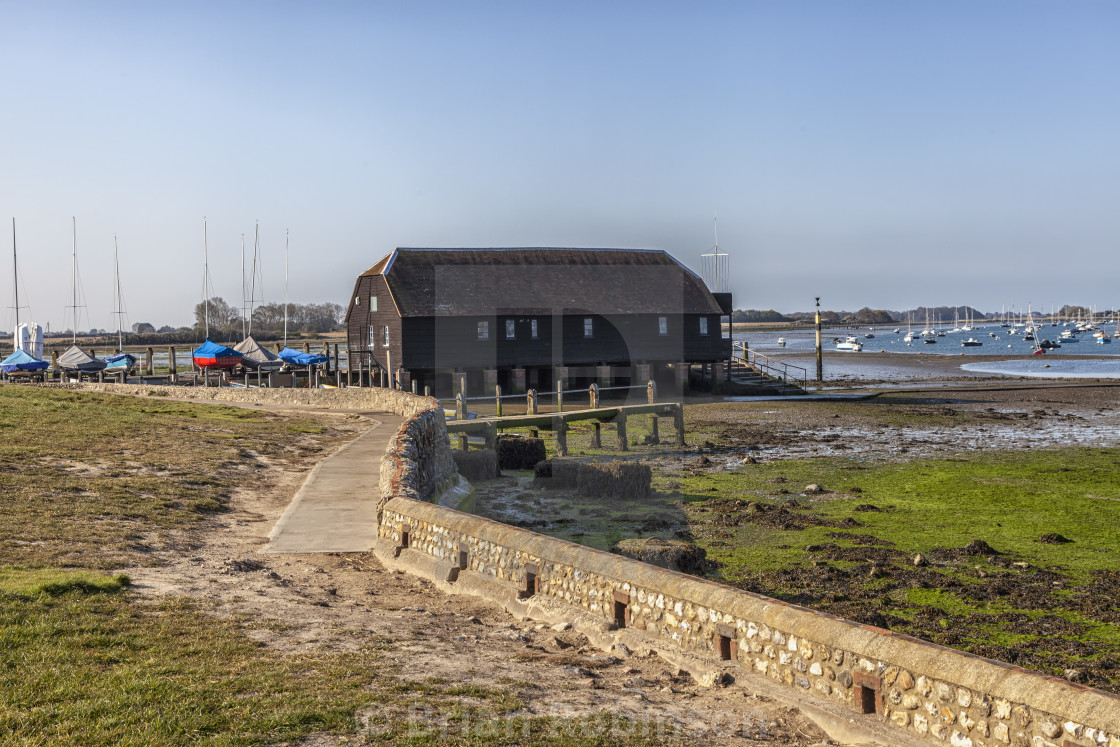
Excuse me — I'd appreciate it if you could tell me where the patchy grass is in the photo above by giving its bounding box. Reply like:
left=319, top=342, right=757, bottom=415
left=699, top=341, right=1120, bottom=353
left=663, top=446, right=1120, bottom=691
left=0, top=386, right=683, bottom=745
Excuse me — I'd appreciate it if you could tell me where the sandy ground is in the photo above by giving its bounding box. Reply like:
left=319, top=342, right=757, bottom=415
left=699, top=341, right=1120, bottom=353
left=121, top=403, right=833, bottom=746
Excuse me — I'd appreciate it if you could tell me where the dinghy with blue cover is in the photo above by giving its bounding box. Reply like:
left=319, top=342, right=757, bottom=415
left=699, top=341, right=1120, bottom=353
left=277, top=347, right=328, bottom=366
left=2, top=348, right=49, bottom=374
left=192, top=339, right=243, bottom=369
left=104, top=352, right=136, bottom=373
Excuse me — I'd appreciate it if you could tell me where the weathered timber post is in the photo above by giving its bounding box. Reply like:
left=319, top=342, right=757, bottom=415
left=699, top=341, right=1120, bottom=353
left=386, top=351, right=393, bottom=389
left=322, top=343, right=330, bottom=373
left=457, top=432, right=468, bottom=451
left=556, top=380, right=563, bottom=413
left=424, top=386, right=431, bottom=397
left=168, top=347, right=177, bottom=383
left=456, top=392, right=465, bottom=420
left=647, top=379, right=657, bottom=403
left=589, top=382, right=599, bottom=409
left=258, top=368, right=262, bottom=388
left=674, top=404, right=685, bottom=446
left=483, top=423, right=496, bottom=450
left=650, top=415, right=660, bottom=445
left=410, top=378, right=416, bottom=394
left=333, top=343, right=339, bottom=373
left=616, top=413, right=628, bottom=451
left=527, top=389, right=537, bottom=415
left=530, top=427, right=539, bottom=439
left=495, top=385, right=503, bottom=417
left=590, top=421, right=601, bottom=448
left=554, top=416, right=568, bottom=457
left=50, top=350, right=59, bottom=377
left=275, top=343, right=282, bottom=354
left=303, top=342, right=310, bottom=354
left=97, top=369, right=103, bottom=383
left=244, top=372, right=250, bottom=387
left=146, top=347, right=154, bottom=376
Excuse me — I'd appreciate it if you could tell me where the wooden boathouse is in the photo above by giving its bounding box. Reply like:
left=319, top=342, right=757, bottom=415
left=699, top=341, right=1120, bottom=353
left=344, top=247, right=732, bottom=396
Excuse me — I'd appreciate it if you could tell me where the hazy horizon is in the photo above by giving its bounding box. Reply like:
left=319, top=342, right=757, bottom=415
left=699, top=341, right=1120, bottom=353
left=3, top=2, right=1117, bottom=332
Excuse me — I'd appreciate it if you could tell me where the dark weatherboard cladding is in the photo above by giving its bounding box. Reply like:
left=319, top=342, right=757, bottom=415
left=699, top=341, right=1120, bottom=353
left=344, top=248, right=731, bottom=395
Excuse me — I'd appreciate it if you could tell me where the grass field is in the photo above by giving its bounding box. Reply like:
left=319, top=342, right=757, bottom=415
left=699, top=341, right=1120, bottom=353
left=0, top=386, right=668, bottom=746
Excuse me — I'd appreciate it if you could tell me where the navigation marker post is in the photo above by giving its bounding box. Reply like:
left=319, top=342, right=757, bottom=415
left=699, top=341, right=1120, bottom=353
left=815, top=297, right=823, bottom=383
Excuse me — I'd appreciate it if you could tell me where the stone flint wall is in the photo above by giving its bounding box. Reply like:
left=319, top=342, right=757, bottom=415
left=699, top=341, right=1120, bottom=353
left=379, top=497, right=1120, bottom=746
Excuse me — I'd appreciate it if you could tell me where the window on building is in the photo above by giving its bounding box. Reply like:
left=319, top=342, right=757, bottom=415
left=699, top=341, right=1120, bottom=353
left=505, top=319, right=516, bottom=339
left=658, top=316, right=668, bottom=335
left=699, top=317, right=709, bottom=336
left=478, top=321, right=489, bottom=340
left=530, top=319, right=539, bottom=339
left=355, top=296, right=360, bottom=306
left=368, top=325, right=375, bottom=349
left=370, top=296, right=377, bottom=312
left=383, top=325, right=390, bottom=347
left=584, top=318, right=593, bottom=338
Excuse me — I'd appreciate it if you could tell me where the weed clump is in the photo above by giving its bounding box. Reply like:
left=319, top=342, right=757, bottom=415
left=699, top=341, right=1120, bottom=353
left=534, top=459, right=651, bottom=499
left=452, top=449, right=499, bottom=481
left=496, top=435, right=546, bottom=471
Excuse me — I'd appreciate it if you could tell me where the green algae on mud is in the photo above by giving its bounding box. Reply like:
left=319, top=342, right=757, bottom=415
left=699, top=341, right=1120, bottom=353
left=665, top=446, right=1120, bottom=692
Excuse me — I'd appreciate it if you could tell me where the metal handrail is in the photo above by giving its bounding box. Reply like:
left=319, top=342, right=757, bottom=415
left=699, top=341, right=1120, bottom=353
left=731, top=341, right=808, bottom=388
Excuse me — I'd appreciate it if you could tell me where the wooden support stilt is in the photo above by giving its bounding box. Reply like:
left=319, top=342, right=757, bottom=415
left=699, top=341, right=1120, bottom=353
left=555, top=417, right=568, bottom=457
left=617, top=413, right=628, bottom=451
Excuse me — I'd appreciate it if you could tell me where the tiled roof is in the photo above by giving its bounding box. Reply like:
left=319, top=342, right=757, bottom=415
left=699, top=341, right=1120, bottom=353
left=360, top=248, right=723, bottom=317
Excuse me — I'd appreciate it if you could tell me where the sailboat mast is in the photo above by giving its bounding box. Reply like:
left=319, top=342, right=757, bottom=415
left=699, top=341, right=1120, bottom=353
left=12, top=218, right=20, bottom=329
left=283, top=229, right=289, bottom=347
left=248, top=221, right=259, bottom=337
left=114, top=235, right=123, bottom=352
left=72, top=217, right=77, bottom=343
left=203, top=217, right=209, bottom=339
left=241, top=233, right=246, bottom=338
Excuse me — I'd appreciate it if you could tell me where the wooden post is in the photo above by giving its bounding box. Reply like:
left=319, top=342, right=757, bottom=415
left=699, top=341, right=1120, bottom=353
left=527, top=389, right=537, bottom=415
left=168, top=346, right=176, bottom=383
left=257, top=368, right=262, bottom=388
left=589, top=383, right=599, bottom=409
left=386, top=351, right=393, bottom=389
left=590, top=421, right=601, bottom=448
left=322, top=342, right=330, bottom=373
left=556, top=380, right=563, bottom=413
left=145, top=347, right=154, bottom=376
left=424, top=385, right=431, bottom=397
left=456, top=392, right=465, bottom=420
left=650, top=416, right=660, bottom=445
left=483, top=423, right=496, bottom=450
left=244, top=372, right=250, bottom=387
left=457, top=433, right=468, bottom=451
left=303, top=342, right=310, bottom=354
left=410, top=378, right=416, bottom=394
left=617, top=413, right=628, bottom=451
left=529, top=427, right=539, bottom=439
left=647, top=379, right=657, bottom=404
left=554, top=417, right=567, bottom=457
left=333, top=343, right=339, bottom=373
left=495, top=385, right=502, bottom=417
left=674, top=404, right=685, bottom=446
left=50, top=350, right=59, bottom=377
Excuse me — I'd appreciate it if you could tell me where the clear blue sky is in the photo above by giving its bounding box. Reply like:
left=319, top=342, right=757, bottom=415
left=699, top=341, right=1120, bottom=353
left=2, top=0, right=1117, bottom=331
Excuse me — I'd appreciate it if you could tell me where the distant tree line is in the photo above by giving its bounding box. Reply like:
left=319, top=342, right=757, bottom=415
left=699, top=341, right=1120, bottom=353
left=192, top=297, right=345, bottom=339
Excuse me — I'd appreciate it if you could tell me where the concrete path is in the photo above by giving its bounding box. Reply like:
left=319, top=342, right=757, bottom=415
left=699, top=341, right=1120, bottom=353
left=263, top=413, right=404, bottom=553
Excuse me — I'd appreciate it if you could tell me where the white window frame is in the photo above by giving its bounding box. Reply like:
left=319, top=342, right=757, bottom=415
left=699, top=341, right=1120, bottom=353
left=383, top=325, right=390, bottom=347
left=478, top=320, right=489, bottom=340
left=699, top=317, right=709, bottom=336
left=370, top=296, right=377, bottom=312
left=505, top=319, right=516, bottom=339
left=368, top=325, right=375, bottom=349
left=530, top=319, right=539, bottom=339
left=658, top=316, right=668, bottom=335
left=584, top=317, right=593, bottom=338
